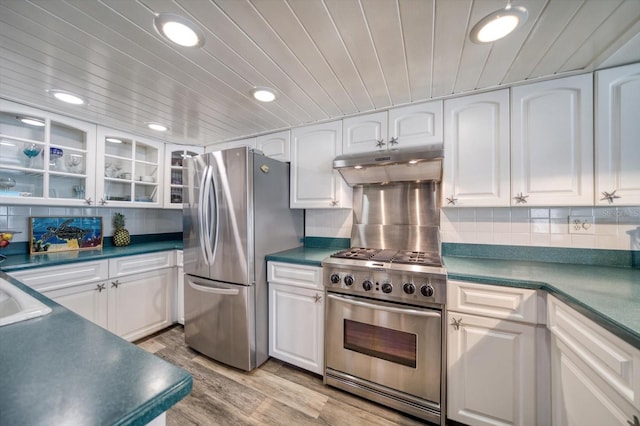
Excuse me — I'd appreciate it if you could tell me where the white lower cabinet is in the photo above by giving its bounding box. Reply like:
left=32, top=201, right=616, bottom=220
left=267, top=261, right=324, bottom=374
left=9, top=251, right=176, bottom=342
left=176, top=250, right=184, bottom=325
left=548, top=295, right=640, bottom=426
left=447, top=280, right=548, bottom=426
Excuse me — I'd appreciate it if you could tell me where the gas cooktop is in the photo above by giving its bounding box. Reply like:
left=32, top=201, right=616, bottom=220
left=331, top=247, right=442, bottom=267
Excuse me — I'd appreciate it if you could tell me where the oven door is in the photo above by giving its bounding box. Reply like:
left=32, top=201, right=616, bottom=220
left=325, top=292, right=442, bottom=404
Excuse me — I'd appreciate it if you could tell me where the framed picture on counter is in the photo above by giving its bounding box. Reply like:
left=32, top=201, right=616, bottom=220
left=30, top=217, right=103, bottom=254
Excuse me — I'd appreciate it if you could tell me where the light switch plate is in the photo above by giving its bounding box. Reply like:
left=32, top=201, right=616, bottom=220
left=569, top=216, right=595, bottom=234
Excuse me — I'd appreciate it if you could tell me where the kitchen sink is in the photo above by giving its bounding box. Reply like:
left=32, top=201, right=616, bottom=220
left=0, top=278, right=52, bottom=327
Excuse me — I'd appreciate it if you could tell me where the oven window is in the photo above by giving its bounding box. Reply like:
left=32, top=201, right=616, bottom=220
left=343, top=319, right=417, bottom=368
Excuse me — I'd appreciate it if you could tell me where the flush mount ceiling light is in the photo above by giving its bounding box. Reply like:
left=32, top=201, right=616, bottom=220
left=20, top=117, right=45, bottom=127
left=47, top=90, right=85, bottom=105
left=154, top=13, right=205, bottom=47
left=146, top=122, right=169, bottom=132
left=250, top=87, right=277, bottom=102
left=470, top=3, right=528, bottom=43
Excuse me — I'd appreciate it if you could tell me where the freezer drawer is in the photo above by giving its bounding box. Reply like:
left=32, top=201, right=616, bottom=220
left=184, top=275, right=255, bottom=371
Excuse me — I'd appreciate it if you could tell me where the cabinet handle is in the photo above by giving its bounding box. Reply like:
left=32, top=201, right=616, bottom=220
left=330, top=200, right=339, bottom=207
left=451, top=317, right=462, bottom=330
left=628, top=415, right=639, bottom=426
left=111, top=280, right=120, bottom=288
left=96, top=283, right=106, bottom=293
left=446, top=195, right=458, bottom=205
left=375, top=139, right=385, bottom=148
left=601, top=190, right=621, bottom=204
left=389, top=137, right=398, bottom=146
left=99, top=198, right=108, bottom=206
left=513, top=193, right=529, bottom=204
left=84, top=197, right=93, bottom=205
left=313, top=293, right=322, bottom=303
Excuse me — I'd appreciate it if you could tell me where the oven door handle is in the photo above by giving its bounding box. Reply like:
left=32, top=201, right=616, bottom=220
left=327, top=293, right=441, bottom=318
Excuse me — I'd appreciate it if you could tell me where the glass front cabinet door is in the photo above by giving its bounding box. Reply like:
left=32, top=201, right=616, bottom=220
left=96, top=127, right=164, bottom=207
left=164, top=144, right=203, bottom=209
left=0, top=101, right=97, bottom=206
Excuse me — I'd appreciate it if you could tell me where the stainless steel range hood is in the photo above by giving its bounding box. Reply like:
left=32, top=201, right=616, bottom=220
left=333, top=146, right=444, bottom=186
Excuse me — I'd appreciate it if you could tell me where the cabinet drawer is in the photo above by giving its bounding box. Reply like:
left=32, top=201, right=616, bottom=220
left=109, top=251, right=175, bottom=277
left=8, top=260, right=109, bottom=292
left=548, top=295, right=639, bottom=407
left=267, top=261, right=322, bottom=290
left=447, top=280, right=541, bottom=324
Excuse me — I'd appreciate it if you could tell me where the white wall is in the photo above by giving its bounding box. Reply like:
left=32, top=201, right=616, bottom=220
left=1, top=205, right=183, bottom=242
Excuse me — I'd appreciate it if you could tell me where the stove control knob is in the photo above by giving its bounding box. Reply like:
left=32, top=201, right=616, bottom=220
left=330, top=273, right=341, bottom=284
left=420, top=284, right=435, bottom=297
left=362, top=280, right=373, bottom=291
left=403, top=282, right=416, bottom=295
left=381, top=282, right=393, bottom=294
left=344, top=275, right=354, bottom=286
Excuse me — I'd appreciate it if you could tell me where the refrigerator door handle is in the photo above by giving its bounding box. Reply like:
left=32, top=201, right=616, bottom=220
left=187, top=279, right=240, bottom=296
left=209, top=161, right=220, bottom=264
left=198, top=165, right=212, bottom=264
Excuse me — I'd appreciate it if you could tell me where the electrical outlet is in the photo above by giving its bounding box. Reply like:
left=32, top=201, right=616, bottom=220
left=569, top=216, right=595, bottom=234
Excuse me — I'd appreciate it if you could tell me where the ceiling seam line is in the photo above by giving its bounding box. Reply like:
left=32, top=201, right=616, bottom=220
left=395, top=0, right=413, bottom=104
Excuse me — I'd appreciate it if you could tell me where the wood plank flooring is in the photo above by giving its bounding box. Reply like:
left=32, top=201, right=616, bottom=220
left=137, top=326, right=429, bottom=426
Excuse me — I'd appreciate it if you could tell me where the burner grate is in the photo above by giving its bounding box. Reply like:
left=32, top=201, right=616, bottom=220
left=330, top=247, right=442, bottom=267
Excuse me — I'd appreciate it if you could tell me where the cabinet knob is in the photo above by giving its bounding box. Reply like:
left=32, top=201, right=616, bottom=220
left=601, top=190, right=621, bottom=204
left=513, top=193, right=529, bottom=204
left=313, top=293, right=322, bottom=303
left=451, top=317, right=463, bottom=330
left=389, top=137, right=398, bottom=146
left=96, top=283, right=106, bottom=293
left=628, top=415, right=639, bottom=426
left=111, top=280, right=120, bottom=288
left=84, top=197, right=93, bottom=205
left=446, top=195, right=458, bottom=206
left=99, top=198, right=108, bottom=206
left=375, top=139, right=385, bottom=148
left=330, top=200, right=339, bottom=207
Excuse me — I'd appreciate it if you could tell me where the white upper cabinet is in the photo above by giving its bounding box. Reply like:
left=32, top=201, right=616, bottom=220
left=443, top=90, right=510, bottom=207
left=388, top=101, right=443, bottom=148
left=0, top=100, right=97, bottom=206
left=207, top=137, right=256, bottom=152
left=96, top=127, right=164, bottom=207
left=511, top=74, right=594, bottom=206
left=164, top=144, right=203, bottom=209
left=290, top=120, right=352, bottom=209
left=342, top=101, right=442, bottom=155
left=595, top=63, right=640, bottom=206
left=257, top=130, right=290, bottom=162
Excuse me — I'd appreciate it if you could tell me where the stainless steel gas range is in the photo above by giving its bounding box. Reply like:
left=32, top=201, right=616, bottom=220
left=323, top=247, right=447, bottom=425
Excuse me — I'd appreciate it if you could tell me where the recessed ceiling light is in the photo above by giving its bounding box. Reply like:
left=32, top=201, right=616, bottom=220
left=408, top=160, right=419, bottom=165
left=154, top=13, right=205, bottom=47
left=354, top=165, right=364, bottom=170
left=20, top=117, right=45, bottom=127
left=106, top=138, right=123, bottom=144
left=146, top=122, right=169, bottom=132
left=250, top=87, right=277, bottom=102
left=48, top=90, right=85, bottom=105
left=470, top=4, right=528, bottom=43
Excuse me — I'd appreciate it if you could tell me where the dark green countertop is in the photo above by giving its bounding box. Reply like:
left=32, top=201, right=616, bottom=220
left=0, top=241, right=183, bottom=272
left=445, top=256, right=640, bottom=350
left=265, top=246, right=338, bottom=267
left=0, top=272, right=192, bottom=426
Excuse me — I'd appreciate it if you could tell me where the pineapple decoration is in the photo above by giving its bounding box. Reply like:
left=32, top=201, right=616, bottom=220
left=112, top=213, right=131, bottom=247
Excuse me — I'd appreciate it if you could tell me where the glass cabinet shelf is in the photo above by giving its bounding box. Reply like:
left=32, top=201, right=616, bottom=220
left=164, top=145, right=203, bottom=208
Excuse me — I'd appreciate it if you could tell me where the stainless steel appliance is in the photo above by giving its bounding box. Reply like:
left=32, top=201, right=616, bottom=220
left=183, top=147, right=303, bottom=371
left=323, top=153, right=447, bottom=425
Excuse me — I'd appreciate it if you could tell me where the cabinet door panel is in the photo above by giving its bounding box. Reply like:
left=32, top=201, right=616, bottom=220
left=43, top=282, right=108, bottom=329
left=257, top=130, right=290, bottom=162
left=448, top=312, right=537, bottom=426
left=108, top=269, right=172, bottom=342
left=389, top=101, right=442, bottom=148
left=109, top=251, right=174, bottom=277
left=596, top=63, right=640, bottom=205
left=342, top=111, right=387, bottom=155
left=268, top=283, right=323, bottom=374
left=511, top=74, right=593, bottom=206
left=443, top=90, right=510, bottom=207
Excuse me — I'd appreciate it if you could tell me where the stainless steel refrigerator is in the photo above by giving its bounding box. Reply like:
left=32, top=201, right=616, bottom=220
left=183, top=147, right=303, bottom=371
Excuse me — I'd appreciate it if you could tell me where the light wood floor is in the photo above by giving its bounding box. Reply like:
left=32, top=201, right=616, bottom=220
left=137, top=325, right=429, bottom=426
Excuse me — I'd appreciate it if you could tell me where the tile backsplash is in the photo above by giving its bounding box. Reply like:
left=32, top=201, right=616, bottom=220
left=0, top=205, right=183, bottom=242
left=441, top=206, right=640, bottom=251
left=305, top=209, right=352, bottom=238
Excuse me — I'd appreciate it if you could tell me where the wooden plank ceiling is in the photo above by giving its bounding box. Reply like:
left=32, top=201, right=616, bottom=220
left=0, top=0, right=639, bottom=146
